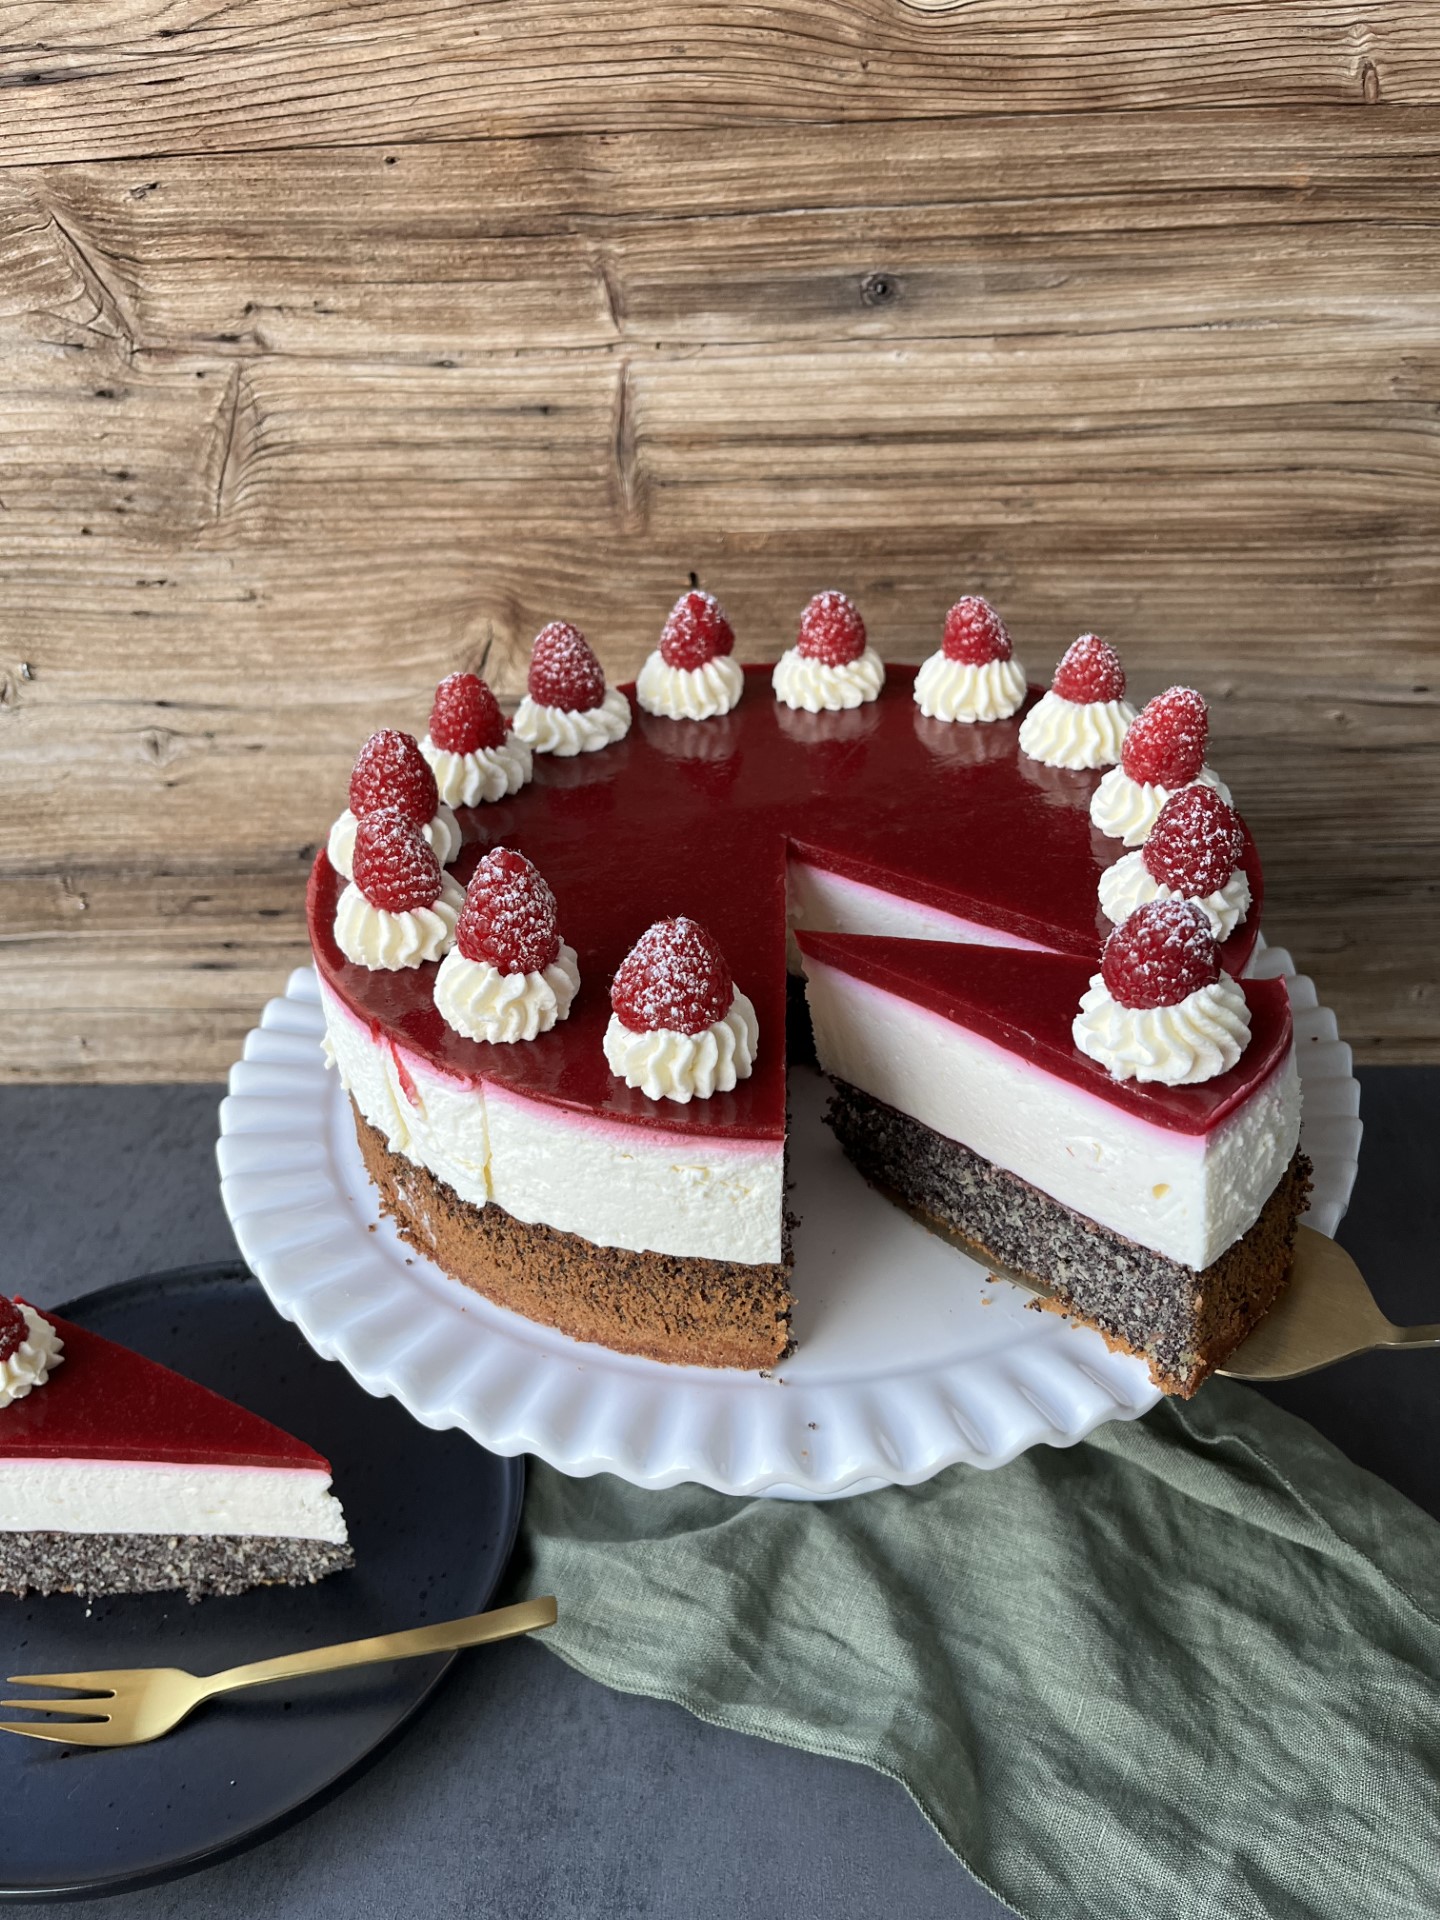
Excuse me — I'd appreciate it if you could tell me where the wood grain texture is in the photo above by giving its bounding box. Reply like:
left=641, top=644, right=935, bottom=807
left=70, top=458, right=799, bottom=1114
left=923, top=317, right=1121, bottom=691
left=0, top=63, right=1436, bottom=1075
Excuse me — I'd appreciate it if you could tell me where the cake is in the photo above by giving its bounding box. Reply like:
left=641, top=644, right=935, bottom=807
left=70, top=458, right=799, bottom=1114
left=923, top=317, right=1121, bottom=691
left=0, top=1299, right=352, bottom=1600
left=310, top=590, right=1305, bottom=1391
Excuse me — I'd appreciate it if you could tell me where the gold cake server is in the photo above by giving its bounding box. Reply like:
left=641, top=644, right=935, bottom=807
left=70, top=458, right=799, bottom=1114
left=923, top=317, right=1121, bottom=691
left=876, top=1179, right=1439, bottom=1383
left=0, top=1594, right=557, bottom=1748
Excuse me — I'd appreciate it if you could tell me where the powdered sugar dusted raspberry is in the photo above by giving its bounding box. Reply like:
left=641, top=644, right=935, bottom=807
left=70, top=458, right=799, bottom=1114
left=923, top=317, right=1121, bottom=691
left=660, top=590, right=735, bottom=671
left=1122, top=686, right=1208, bottom=788
left=796, top=591, right=867, bottom=667
left=611, top=916, right=734, bottom=1036
left=430, top=672, right=507, bottom=754
left=457, top=847, right=561, bottom=974
left=528, top=622, right=607, bottom=712
left=942, top=596, right=1012, bottom=665
left=1143, top=786, right=1244, bottom=899
left=352, top=807, right=444, bottom=913
left=1052, top=635, right=1126, bottom=705
left=1100, top=899, right=1221, bottom=1010
left=349, top=729, right=440, bottom=824
left=0, top=1297, right=28, bottom=1365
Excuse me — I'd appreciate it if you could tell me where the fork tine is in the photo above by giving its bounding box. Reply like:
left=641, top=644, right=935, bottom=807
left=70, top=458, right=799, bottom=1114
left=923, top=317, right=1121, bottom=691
left=6, top=1672, right=119, bottom=1692
left=0, top=1719, right=123, bottom=1748
left=0, top=1699, right=114, bottom=1718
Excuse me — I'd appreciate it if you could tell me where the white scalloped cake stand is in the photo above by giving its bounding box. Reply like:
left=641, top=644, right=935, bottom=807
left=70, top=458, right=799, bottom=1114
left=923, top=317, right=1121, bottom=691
left=218, top=947, right=1360, bottom=1499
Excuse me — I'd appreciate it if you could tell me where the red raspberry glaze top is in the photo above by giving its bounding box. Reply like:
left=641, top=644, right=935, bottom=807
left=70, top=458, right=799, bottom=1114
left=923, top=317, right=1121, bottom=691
left=1052, top=635, right=1126, bottom=705
left=529, top=622, right=607, bottom=713
left=942, top=597, right=1012, bottom=666
left=0, top=1297, right=28, bottom=1365
left=349, top=728, right=439, bottom=824
left=431, top=672, right=507, bottom=754
left=1101, top=899, right=1221, bottom=1010
left=796, top=591, right=867, bottom=667
left=1122, top=686, right=1208, bottom=788
left=660, top=591, right=735, bottom=671
left=612, top=917, right=734, bottom=1036
left=1143, top=786, right=1244, bottom=898
left=353, top=808, right=443, bottom=913
left=457, top=847, right=562, bottom=974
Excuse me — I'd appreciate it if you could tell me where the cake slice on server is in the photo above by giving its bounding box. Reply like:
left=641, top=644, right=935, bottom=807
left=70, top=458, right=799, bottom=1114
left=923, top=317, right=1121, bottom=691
left=0, top=1301, right=351, bottom=1600
left=797, top=902, right=1310, bottom=1396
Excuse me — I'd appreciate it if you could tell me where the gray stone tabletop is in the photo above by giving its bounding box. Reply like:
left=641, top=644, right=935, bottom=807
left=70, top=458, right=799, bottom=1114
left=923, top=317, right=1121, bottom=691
left=2, top=1070, right=1435, bottom=1918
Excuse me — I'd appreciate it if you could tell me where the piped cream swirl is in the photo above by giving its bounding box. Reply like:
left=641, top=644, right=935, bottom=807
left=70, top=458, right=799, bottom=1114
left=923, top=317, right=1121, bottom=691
left=334, top=873, right=464, bottom=971
left=434, top=943, right=580, bottom=1044
left=420, top=733, right=533, bottom=808
left=772, top=647, right=884, bottom=713
left=603, top=991, right=759, bottom=1103
left=1089, top=765, right=1232, bottom=846
left=913, top=653, right=1027, bottom=723
left=327, top=804, right=460, bottom=880
left=636, top=651, right=744, bottom=721
left=1098, top=850, right=1252, bottom=942
left=512, top=686, right=631, bottom=756
left=1018, top=690, right=1135, bottom=770
left=0, top=1304, right=64, bottom=1409
left=1072, top=973, right=1251, bottom=1085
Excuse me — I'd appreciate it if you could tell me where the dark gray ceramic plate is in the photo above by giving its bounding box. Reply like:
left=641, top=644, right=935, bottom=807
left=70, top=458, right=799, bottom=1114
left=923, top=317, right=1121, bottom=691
left=0, top=1264, right=525, bottom=1901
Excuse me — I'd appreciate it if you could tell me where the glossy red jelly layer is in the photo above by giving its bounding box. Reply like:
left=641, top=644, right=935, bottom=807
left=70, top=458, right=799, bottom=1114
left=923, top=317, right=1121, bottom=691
left=309, top=664, right=1263, bottom=1143
left=798, top=932, right=1292, bottom=1136
left=0, top=1309, right=333, bottom=1471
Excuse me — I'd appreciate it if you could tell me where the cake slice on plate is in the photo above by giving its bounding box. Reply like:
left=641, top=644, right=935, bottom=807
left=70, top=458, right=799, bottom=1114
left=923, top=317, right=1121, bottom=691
left=0, top=1300, right=352, bottom=1601
left=798, top=903, right=1310, bottom=1395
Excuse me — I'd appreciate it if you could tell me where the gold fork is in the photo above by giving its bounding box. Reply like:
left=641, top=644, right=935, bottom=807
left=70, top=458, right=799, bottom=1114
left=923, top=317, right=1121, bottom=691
left=1, top=1593, right=557, bottom=1749
left=886, top=1184, right=1440, bottom=1383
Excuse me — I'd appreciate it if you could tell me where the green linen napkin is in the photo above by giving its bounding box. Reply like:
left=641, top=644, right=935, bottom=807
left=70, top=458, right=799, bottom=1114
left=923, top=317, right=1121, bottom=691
left=509, top=1380, right=1439, bottom=1920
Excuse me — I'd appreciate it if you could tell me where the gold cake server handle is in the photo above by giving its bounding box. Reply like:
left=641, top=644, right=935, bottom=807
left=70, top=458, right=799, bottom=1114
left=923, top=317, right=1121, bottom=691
left=875, top=1177, right=1438, bottom=1384
left=0, top=1594, right=557, bottom=1748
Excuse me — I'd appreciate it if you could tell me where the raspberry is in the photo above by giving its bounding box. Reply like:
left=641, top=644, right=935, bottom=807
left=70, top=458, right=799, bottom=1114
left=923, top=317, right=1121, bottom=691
left=1052, top=634, right=1126, bottom=705
left=611, top=916, right=733, bottom=1036
left=456, top=847, right=561, bottom=975
left=942, top=596, right=1012, bottom=666
left=352, top=807, right=443, bottom=913
left=0, top=1298, right=28, bottom=1365
left=1121, top=686, right=1209, bottom=788
left=348, top=729, right=439, bottom=825
left=528, top=622, right=606, bottom=712
left=660, top=591, right=735, bottom=671
left=430, top=672, right=507, bottom=755
left=1100, top=899, right=1220, bottom=1011
left=796, top=591, right=867, bottom=667
left=1142, top=786, right=1244, bottom=899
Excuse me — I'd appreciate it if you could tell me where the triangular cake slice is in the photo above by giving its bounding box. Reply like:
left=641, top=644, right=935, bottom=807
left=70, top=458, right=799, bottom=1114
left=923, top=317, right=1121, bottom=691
left=0, top=1302, right=352, bottom=1601
left=797, top=932, right=1310, bottom=1394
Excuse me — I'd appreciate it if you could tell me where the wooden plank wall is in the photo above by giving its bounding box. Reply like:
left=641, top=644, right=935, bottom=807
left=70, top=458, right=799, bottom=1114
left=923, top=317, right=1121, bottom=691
left=1, top=2, right=1437, bottom=1078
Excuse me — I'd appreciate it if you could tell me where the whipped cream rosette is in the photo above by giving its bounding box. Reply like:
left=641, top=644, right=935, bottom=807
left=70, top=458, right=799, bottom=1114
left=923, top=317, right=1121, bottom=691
left=434, top=847, right=580, bottom=1044
left=913, top=595, right=1027, bottom=723
left=333, top=807, right=464, bottom=970
left=512, top=621, right=631, bottom=756
left=1099, top=785, right=1252, bottom=941
left=1074, top=898, right=1250, bottom=1086
left=0, top=1299, right=63, bottom=1410
left=637, top=589, right=746, bottom=721
left=604, top=916, right=758, bottom=1103
left=421, top=670, right=533, bottom=807
left=773, top=590, right=884, bottom=713
left=1018, top=633, right=1135, bottom=769
left=1090, top=685, right=1232, bottom=846
left=328, top=727, right=460, bottom=879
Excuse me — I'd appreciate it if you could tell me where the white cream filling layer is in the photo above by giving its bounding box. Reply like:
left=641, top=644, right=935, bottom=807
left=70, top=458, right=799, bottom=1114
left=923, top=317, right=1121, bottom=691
left=786, top=860, right=1051, bottom=973
left=0, top=1461, right=348, bottom=1543
left=803, top=959, right=1300, bottom=1271
left=321, top=981, right=785, bottom=1266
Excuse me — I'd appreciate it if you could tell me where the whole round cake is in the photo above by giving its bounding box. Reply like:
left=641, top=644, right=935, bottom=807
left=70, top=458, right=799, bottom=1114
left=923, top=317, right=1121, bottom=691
left=308, top=593, right=1306, bottom=1394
